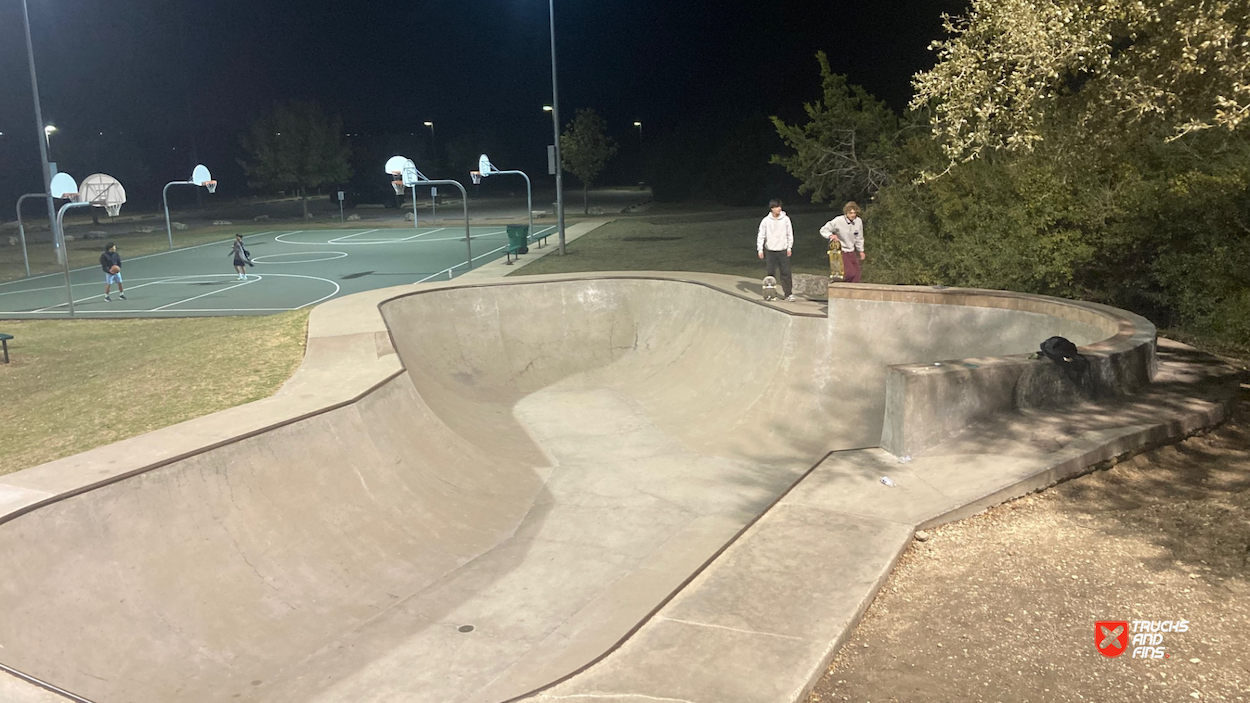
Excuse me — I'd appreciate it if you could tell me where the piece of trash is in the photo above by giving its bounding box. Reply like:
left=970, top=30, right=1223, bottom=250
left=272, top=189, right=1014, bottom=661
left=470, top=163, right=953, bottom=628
left=880, top=476, right=896, bottom=487
left=897, top=455, right=913, bottom=464
left=914, top=530, right=930, bottom=542
left=933, top=362, right=943, bottom=366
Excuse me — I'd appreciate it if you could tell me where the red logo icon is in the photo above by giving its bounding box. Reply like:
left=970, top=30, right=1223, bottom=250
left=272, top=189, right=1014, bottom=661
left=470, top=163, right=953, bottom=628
left=1096, top=621, right=1129, bottom=657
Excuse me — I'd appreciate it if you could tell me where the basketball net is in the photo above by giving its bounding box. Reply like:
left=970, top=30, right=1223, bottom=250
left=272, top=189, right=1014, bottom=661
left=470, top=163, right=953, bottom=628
left=204, top=180, right=218, bottom=194
left=470, top=171, right=482, bottom=185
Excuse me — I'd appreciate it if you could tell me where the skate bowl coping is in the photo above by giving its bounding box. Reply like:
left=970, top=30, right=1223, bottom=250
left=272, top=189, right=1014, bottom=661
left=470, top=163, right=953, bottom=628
left=0, top=273, right=1156, bottom=703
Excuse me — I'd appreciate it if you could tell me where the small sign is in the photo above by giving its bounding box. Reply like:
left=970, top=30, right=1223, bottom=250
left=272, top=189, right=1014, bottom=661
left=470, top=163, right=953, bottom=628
left=337, top=190, right=345, bottom=201
left=430, top=187, right=437, bottom=197
left=548, top=145, right=557, bottom=175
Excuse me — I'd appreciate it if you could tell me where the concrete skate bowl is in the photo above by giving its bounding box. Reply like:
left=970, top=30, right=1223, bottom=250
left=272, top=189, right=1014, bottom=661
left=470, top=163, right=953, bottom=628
left=0, top=276, right=1155, bottom=703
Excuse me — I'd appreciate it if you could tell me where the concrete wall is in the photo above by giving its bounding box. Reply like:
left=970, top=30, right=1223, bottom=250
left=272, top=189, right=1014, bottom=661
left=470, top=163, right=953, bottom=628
left=824, top=285, right=1157, bottom=456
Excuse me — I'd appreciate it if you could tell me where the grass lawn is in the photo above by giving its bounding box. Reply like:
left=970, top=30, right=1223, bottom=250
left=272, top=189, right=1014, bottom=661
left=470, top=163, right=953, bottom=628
left=513, top=206, right=859, bottom=279
left=0, top=310, right=309, bottom=476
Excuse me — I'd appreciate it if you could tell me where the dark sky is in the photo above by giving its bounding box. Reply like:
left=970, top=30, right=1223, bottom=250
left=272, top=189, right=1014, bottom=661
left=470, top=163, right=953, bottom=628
left=0, top=0, right=960, bottom=208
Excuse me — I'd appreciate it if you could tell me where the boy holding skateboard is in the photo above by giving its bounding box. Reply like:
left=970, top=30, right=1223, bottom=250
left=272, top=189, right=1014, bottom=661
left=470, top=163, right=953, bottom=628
left=820, top=201, right=866, bottom=282
left=757, top=199, right=795, bottom=301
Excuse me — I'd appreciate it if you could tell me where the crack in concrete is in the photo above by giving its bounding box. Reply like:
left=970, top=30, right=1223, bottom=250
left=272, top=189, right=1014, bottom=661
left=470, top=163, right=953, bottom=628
left=658, top=615, right=806, bottom=641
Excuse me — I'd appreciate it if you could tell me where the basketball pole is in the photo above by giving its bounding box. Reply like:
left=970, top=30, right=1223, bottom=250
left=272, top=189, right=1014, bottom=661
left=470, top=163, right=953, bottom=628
left=20, top=0, right=62, bottom=266
left=548, top=0, right=566, bottom=255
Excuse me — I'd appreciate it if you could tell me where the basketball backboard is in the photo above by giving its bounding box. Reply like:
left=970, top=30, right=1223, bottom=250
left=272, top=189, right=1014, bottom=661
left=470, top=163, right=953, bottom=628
left=79, top=173, right=127, bottom=216
left=50, top=172, right=77, bottom=200
left=478, top=154, right=494, bottom=176
left=384, top=155, right=410, bottom=176
left=191, top=164, right=212, bottom=185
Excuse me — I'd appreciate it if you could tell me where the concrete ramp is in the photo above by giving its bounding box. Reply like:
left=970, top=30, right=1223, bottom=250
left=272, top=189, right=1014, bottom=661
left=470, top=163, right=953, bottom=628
left=0, top=276, right=1119, bottom=703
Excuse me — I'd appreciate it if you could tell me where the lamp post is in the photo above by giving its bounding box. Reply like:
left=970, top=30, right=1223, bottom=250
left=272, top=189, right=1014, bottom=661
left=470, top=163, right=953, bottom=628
left=423, top=121, right=435, bottom=157
left=547, top=0, right=567, bottom=255
left=44, top=124, right=56, bottom=153
left=633, top=121, right=643, bottom=185
left=20, top=0, right=61, bottom=265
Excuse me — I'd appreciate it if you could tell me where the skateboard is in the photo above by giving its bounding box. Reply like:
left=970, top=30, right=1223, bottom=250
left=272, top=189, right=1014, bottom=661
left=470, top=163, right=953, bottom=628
left=828, top=240, right=845, bottom=282
left=762, top=276, right=778, bottom=300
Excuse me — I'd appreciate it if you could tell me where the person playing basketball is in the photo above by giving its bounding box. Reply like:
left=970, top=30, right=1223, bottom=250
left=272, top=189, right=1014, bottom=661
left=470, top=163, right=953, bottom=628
left=100, top=243, right=126, bottom=302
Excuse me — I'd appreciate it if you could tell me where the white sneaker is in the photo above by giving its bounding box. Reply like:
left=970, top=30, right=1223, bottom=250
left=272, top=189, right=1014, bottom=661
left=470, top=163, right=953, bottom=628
left=785, top=295, right=796, bottom=302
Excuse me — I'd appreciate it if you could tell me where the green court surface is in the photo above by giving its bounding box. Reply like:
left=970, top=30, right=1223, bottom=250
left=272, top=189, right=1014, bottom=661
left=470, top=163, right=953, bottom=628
left=0, top=225, right=554, bottom=318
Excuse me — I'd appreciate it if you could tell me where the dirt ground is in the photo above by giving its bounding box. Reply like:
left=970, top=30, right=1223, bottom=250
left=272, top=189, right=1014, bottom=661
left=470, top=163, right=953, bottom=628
left=809, top=377, right=1250, bottom=703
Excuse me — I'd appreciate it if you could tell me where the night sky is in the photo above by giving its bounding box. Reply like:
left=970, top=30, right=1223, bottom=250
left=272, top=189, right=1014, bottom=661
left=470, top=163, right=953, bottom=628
left=0, top=0, right=959, bottom=209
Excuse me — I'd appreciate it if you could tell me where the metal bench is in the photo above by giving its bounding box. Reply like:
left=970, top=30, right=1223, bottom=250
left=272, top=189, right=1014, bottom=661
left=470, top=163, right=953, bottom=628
left=0, top=333, right=11, bottom=364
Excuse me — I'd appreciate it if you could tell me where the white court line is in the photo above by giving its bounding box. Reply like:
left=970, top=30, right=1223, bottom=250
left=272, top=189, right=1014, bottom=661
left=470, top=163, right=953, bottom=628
left=152, top=275, right=260, bottom=311
left=327, top=228, right=380, bottom=243
left=251, top=251, right=349, bottom=264
left=273, top=228, right=498, bottom=245
left=8, top=273, right=342, bottom=315
left=0, top=231, right=279, bottom=289
left=31, top=277, right=202, bottom=312
left=402, top=227, right=447, bottom=241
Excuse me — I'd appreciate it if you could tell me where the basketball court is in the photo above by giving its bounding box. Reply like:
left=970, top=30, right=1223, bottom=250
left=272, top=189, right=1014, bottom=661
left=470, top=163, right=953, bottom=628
left=0, top=225, right=555, bottom=318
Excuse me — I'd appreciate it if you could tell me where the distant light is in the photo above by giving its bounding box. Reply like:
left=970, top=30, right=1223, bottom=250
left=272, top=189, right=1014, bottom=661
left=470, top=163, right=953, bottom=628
left=423, top=121, right=433, bottom=127
left=542, top=105, right=553, bottom=112
left=44, top=125, right=57, bottom=135
left=633, top=121, right=642, bottom=127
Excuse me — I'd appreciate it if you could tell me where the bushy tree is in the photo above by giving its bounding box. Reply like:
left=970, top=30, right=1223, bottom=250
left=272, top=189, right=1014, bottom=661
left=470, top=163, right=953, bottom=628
left=772, top=52, right=902, bottom=204
left=239, top=102, right=352, bottom=218
left=913, top=0, right=1250, bottom=169
left=561, top=108, right=618, bottom=214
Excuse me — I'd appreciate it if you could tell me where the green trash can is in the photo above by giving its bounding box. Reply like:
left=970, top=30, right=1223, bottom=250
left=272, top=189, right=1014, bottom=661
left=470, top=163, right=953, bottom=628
left=507, top=224, right=529, bottom=255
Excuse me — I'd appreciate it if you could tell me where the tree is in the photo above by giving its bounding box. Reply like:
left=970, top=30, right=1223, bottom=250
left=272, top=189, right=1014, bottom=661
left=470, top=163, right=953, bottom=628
left=913, top=0, right=1250, bottom=170
left=239, top=102, right=352, bottom=218
left=561, top=108, right=618, bottom=214
left=771, top=52, right=902, bottom=204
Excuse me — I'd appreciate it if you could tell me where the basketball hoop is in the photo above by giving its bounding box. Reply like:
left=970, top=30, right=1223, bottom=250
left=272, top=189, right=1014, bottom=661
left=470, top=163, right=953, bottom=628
left=392, top=179, right=405, bottom=195
left=203, top=180, right=218, bottom=194
left=79, top=173, right=127, bottom=217
left=470, top=171, right=482, bottom=185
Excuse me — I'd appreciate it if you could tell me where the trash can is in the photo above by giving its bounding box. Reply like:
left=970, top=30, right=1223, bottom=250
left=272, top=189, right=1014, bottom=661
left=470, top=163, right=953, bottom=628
left=507, top=224, right=529, bottom=255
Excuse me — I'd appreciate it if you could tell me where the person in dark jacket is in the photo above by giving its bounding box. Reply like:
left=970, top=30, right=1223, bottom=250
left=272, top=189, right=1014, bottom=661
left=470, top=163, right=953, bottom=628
left=230, top=234, right=253, bottom=280
left=100, top=243, right=126, bottom=302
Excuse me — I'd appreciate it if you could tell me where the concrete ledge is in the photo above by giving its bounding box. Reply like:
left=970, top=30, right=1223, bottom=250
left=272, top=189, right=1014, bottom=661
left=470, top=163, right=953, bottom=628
left=829, top=284, right=1158, bottom=456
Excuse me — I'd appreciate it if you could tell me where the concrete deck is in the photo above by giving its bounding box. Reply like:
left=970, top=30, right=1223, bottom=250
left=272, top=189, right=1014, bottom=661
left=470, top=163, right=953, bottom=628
left=0, top=271, right=1236, bottom=703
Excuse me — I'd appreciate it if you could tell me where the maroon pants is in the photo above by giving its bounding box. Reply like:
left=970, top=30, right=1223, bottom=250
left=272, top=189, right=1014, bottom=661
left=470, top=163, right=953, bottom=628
left=841, top=252, right=862, bottom=282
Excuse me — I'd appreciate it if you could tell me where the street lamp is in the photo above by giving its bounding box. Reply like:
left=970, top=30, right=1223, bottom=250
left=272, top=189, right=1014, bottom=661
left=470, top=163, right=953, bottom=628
left=633, top=121, right=643, bottom=184
left=547, top=0, right=567, bottom=255
left=19, top=0, right=61, bottom=264
left=44, top=124, right=56, bottom=151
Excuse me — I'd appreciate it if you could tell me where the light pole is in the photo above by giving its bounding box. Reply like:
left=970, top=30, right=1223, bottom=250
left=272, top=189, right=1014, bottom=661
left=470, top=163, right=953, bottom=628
left=423, top=120, right=435, bottom=158
left=633, top=121, right=643, bottom=185
left=547, top=0, right=567, bottom=255
left=20, top=0, right=61, bottom=265
left=44, top=124, right=56, bottom=153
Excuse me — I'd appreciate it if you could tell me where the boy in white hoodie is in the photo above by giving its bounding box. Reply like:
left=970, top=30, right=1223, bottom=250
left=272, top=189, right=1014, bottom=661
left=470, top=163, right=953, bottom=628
left=756, top=199, right=795, bottom=301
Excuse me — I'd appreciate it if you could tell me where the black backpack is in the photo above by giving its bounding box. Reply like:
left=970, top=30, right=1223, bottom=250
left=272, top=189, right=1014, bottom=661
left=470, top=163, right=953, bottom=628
left=1038, top=336, right=1091, bottom=389
left=1039, top=336, right=1080, bottom=363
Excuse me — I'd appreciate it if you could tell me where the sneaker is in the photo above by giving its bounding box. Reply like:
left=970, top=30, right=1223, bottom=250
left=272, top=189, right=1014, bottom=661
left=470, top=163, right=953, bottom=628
left=785, top=295, right=796, bottom=302
left=104, top=295, right=111, bottom=302
left=119, top=293, right=127, bottom=300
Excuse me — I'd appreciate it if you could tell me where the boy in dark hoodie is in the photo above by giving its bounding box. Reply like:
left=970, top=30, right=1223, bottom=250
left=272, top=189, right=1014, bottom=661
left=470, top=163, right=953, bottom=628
left=756, top=199, right=795, bottom=301
left=100, top=243, right=126, bottom=302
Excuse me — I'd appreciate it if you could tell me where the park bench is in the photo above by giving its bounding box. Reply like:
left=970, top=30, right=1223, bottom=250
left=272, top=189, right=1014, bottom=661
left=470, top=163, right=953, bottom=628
left=0, top=333, right=11, bottom=364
